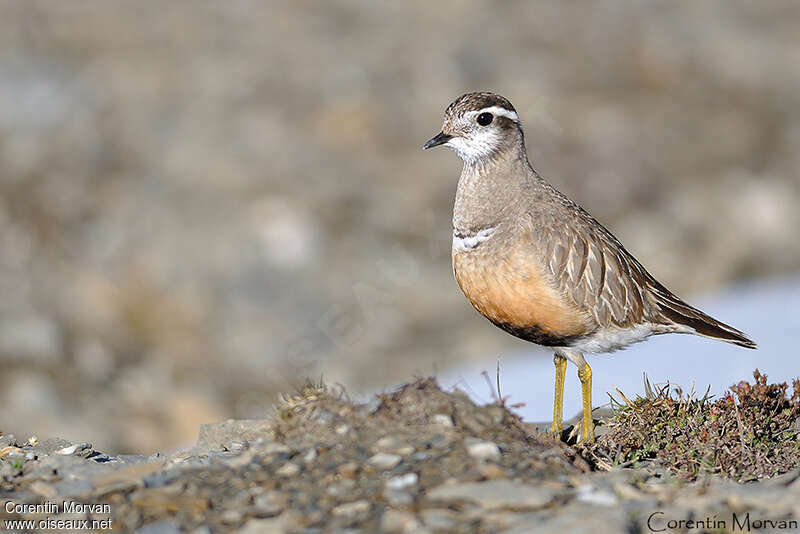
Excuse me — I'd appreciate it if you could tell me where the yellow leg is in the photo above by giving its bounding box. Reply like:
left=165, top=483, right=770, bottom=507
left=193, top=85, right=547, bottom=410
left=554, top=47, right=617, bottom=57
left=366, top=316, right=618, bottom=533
left=578, top=362, right=594, bottom=442
left=552, top=354, right=567, bottom=435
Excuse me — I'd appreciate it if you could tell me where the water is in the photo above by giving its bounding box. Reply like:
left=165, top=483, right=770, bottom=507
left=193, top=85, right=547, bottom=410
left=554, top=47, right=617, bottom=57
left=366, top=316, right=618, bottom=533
left=440, top=275, right=800, bottom=422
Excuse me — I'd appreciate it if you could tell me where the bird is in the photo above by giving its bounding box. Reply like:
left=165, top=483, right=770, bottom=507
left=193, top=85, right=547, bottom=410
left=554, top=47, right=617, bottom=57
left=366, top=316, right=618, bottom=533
left=423, top=92, right=756, bottom=443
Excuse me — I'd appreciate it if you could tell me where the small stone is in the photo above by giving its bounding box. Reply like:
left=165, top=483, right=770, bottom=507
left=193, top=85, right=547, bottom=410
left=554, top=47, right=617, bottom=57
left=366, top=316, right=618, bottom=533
left=576, top=484, right=618, bottom=506
left=337, top=461, right=359, bottom=479
left=478, top=463, right=507, bottom=480
left=326, top=479, right=357, bottom=498
left=482, top=511, right=520, bottom=531
left=91, top=460, right=164, bottom=493
left=29, top=481, right=57, bottom=499
left=427, top=480, right=555, bottom=510
left=227, top=450, right=257, bottom=469
left=374, top=436, right=413, bottom=456
left=428, top=434, right=453, bottom=449
left=27, top=435, right=38, bottom=446
left=367, top=452, right=402, bottom=470
left=385, top=489, right=414, bottom=507
left=237, top=517, right=285, bottom=534
left=220, top=509, right=243, bottom=524
left=332, top=500, right=371, bottom=517
left=763, top=469, right=800, bottom=488
left=55, top=477, right=94, bottom=498
left=467, top=441, right=501, bottom=462
left=613, top=482, right=645, bottom=500
left=257, top=442, right=291, bottom=455
left=431, top=414, right=454, bottom=427
left=135, top=520, right=181, bottom=534
left=504, top=502, right=629, bottom=534
left=374, top=436, right=401, bottom=450
left=302, top=448, right=317, bottom=464
left=386, top=473, right=418, bottom=490
left=335, top=424, right=350, bottom=435
left=420, top=509, right=457, bottom=530
left=312, top=409, right=335, bottom=424
left=143, top=469, right=182, bottom=489
left=380, top=509, right=420, bottom=533
left=275, top=462, right=300, bottom=477
left=56, top=442, right=92, bottom=455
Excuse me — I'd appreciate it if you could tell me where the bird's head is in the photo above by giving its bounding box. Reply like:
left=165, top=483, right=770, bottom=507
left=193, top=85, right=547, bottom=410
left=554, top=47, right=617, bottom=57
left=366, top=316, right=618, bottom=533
left=423, top=92, right=523, bottom=165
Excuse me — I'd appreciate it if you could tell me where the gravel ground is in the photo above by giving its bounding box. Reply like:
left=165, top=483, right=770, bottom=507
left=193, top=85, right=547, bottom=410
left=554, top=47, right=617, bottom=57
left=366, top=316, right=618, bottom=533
left=1, top=1, right=799, bottom=453
left=1, top=379, right=799, bottom=533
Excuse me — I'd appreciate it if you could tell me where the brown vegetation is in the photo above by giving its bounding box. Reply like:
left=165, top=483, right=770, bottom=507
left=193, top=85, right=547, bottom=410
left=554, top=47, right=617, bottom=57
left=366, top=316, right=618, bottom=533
left=583, top=370, right=800, bottom=481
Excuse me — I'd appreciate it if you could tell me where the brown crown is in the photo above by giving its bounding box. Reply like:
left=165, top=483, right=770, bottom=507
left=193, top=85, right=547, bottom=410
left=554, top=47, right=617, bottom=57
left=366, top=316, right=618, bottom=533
left=444, top=92, right=516, bottom=119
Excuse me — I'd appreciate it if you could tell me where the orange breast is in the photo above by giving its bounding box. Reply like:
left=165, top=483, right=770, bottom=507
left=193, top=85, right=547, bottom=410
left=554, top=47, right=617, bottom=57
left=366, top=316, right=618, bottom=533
left=453, top=241, right=592, bottom=339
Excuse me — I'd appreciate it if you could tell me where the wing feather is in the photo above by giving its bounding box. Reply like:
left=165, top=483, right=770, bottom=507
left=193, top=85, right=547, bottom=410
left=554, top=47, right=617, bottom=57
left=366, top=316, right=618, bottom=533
left=530, top=187, right=754, bottom=347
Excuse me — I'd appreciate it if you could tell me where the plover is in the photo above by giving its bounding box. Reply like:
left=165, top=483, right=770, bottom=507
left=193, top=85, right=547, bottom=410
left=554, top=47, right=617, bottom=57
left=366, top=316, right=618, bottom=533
left=424, top=92, right=755, bottom=442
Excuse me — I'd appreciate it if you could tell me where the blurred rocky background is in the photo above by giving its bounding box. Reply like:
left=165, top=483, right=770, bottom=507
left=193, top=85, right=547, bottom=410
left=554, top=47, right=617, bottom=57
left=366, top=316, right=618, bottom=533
left=0, top=1, right=797, bottom=453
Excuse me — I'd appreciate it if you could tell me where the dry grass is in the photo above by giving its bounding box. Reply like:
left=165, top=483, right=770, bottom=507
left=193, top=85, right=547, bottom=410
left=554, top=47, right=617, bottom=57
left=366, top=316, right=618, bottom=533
left=582, top=370, right=800, bottom=481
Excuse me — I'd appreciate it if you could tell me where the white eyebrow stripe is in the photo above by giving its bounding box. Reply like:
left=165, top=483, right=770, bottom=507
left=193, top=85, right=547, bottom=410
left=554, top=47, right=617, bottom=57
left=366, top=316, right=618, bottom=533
left=476, top=106, right=519, bottom=122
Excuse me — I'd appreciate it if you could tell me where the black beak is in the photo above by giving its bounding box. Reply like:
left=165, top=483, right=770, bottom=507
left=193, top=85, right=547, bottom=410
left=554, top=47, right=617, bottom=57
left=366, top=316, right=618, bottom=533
left=423, top=131, right=452, bottom=150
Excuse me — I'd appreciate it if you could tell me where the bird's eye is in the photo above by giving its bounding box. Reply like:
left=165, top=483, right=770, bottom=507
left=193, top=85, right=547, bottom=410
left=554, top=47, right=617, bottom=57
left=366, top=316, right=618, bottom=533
left=476, top=112, right=493, bottom=126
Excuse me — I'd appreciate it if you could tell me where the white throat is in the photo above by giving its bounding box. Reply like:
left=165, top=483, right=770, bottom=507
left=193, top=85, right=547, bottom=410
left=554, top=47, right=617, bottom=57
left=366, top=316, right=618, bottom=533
left=445, top=131, right=502, bottom=165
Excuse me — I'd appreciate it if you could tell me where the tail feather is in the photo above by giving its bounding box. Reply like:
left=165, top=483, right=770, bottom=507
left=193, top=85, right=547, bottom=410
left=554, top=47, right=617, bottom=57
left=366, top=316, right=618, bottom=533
left=653, top=288, right=756, bottom=349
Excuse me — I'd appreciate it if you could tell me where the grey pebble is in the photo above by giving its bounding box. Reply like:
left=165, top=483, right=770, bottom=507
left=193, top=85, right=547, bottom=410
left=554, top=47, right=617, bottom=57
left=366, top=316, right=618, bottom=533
left=253, top=492, right=284, bottom=517
left=221, top=509, right=244, bottom=524
left=143, top=469, right=182, bottom=488
left=237, top=517, right=286, bottom=534
left=504, top=503, right=629, bottom=534
left=466, top=440, right=501, bottom=461
left=56, top=442, right=92, bottom=455
left=380, top=509, right=420, bottom=533
left=576, top=484, right=618, bottom=506
left=384, top=488, right=414, bottom=507
left=420, top=509, right=457, bottom=530
left=256, top=441, right=291, bottom=456
left=327, top=479, right=357, bottom=498
left=312, top=409, right=336, bottom=424
left=116, top=454, right=153, bottom=465
left=53, top=478, right=93, bottom=498
left=332, top=500, right=371, bottom=517
left=275, top=462, right=300, bottom=477
left=134, top=519, right=181, bottom=534
left=302, top=448, right=318, bottom=464
left=431, top=414, right=454, bottom=427
left=386, top=473, right=418, bottom=490
left=367, top=452, right=401, bottom=470
left=427, top=480, right=555, bottom=511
